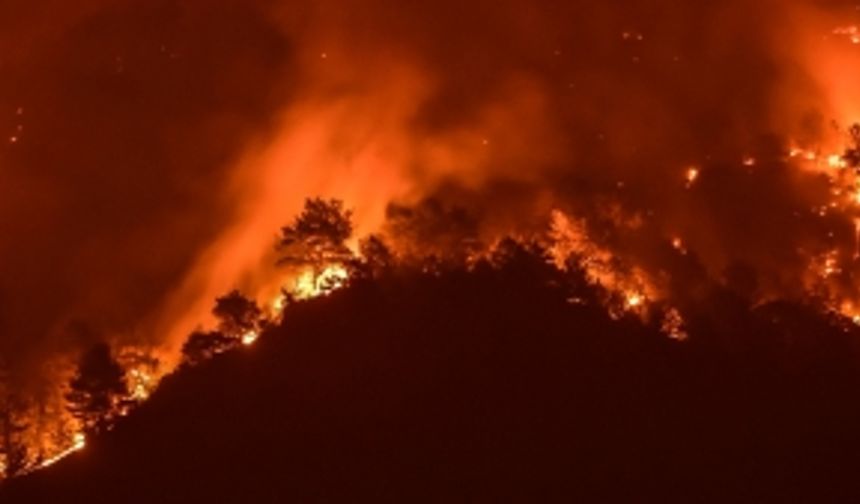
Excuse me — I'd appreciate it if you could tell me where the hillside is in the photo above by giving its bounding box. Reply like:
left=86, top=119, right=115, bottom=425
left=4, top=263, right=860, bottom=503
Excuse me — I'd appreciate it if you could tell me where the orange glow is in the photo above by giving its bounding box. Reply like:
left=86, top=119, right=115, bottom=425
left=625, top=293, right=644, bottom=308
left=38, top=432, right=85, bottom=470
left=684, top=167, right=699, bottom=188
left=22, top=2, right=860, bottom=484
left=292, top=265, right=350, bottom=300
left=241, top=330, right=260, bottom=346
left=128, top=368, right=155, bottom=402
left=661, top=308, right=688, bottom=342
left=549, top=210, right=670, bottom=324
left=671, top=236, right=686, bottom=254
left=828, top=154, right=847, bottom=169
left=152, top=66, right=427, bottom=367
left=271, top=295, right=287, bottom=315
left=834, top=25, right=860, bottom=45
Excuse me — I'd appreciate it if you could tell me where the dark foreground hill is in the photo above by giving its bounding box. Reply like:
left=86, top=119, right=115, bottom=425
left=5, top=263, right=860, bottom=503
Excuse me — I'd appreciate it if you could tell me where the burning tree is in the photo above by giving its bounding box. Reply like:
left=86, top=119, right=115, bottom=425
left=65, top=343, right=128, bottom=436
left=181, top=290, right=263, bottom=367
left=213, top=290, right=263, bottom=339
left=0, top=362, right=28, bottom=478
left=118, top=349, right=160, bottom=404
left=276, top=198, right=354, bottom=287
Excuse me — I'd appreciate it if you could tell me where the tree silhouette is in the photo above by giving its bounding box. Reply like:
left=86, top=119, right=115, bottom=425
left=213, top=290, right=262, bottom=338
left=181, top=330, right=236, bottom=367
left=350, top=234, right=395, bottom=280
left=180, top=292, right=262, bottom=367
left=276, top=198, right=354, bottom=285
left=66, top=343, right=128, bottom=436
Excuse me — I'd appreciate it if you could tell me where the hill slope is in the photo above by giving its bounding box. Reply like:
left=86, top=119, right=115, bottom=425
left=5, top=266, right=860, bottom=503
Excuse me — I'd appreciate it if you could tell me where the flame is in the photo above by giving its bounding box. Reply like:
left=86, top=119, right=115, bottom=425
left=550, top=211, right=664, bottom=320
left=18, top=263, right=353, bottom=476
left=661, top=308, right=688, bottom=342
left=625, top=293, right=644, bottom=308
left=828, top=154, right=848, bottom=169
left=292, top=265, right=350, bottom=300
left=38, top=432, right=85, bottom=470
left=241, top=330, right=259, bottom=346
left=271, top=296, right=286, bottom=315
left=23, top=7, right=860, bottom=482
left=784, top=125, right=860, bottom=324
left=127, top=368, right=155, bottom=402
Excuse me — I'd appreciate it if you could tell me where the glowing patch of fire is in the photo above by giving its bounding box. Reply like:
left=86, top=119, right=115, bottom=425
left=293, top=265, right=349, bottom=300
left=684, top=167, right=699, bottom=188
left=626, top=293, right=644, bottom=308
left=128, top=368, right=154, bottom=401
left=38, top=432, right=85, bottom=469
left=271, top=296, right=286, bottom=315
left=241, top=330, right=259, bottom=346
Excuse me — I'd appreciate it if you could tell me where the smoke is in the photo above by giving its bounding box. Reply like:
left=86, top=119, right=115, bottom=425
left=3, top=0, right=860, bottom=370
left=0, top=0, right=293, bottom=368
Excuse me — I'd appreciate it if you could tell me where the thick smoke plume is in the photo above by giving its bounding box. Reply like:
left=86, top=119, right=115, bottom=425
left=3, top=0, right=860, bottom=371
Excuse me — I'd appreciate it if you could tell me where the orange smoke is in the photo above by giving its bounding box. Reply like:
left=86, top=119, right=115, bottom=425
left=153, top=65, right=425, bottom=362
left=152, top=50, right=564, bottom=365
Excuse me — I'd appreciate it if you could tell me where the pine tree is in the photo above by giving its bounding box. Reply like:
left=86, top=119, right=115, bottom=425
left=276, top=198, right=354, bottom=285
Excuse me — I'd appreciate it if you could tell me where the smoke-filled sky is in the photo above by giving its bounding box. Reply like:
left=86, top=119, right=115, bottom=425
left=3, top=0, right=860, bottom=369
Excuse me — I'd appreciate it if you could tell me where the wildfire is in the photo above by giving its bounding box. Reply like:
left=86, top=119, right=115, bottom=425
left=15, top=44, right=860, bottom=480
left=12, top=261, right=354, bottom=479
left=625, top=293, right=644, bottom=308
left=789, top=146, right=820, bottom=162
left=292, top=265, right=349, bottom=300
left=127, top=368, right=155, bottom=402
left=271, top=295, right=286, bottom=315
left=241, top=330, right=259, bottom=346
left=828, top=154, right=848, bottom=169
left=785, top=130, right=860, bottom=326
left=550, top=211, right=667, bottom=318
left=661, top=308, right=688, bottom=342
left=38, top=432, right=85, bottom=470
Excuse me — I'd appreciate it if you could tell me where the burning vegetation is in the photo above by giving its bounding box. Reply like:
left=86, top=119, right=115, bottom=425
left=7, top=111, right=860, bottom=475
left=12, top=141, right=860, bottom=477
left=11, top=0, right=860, bottom=497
